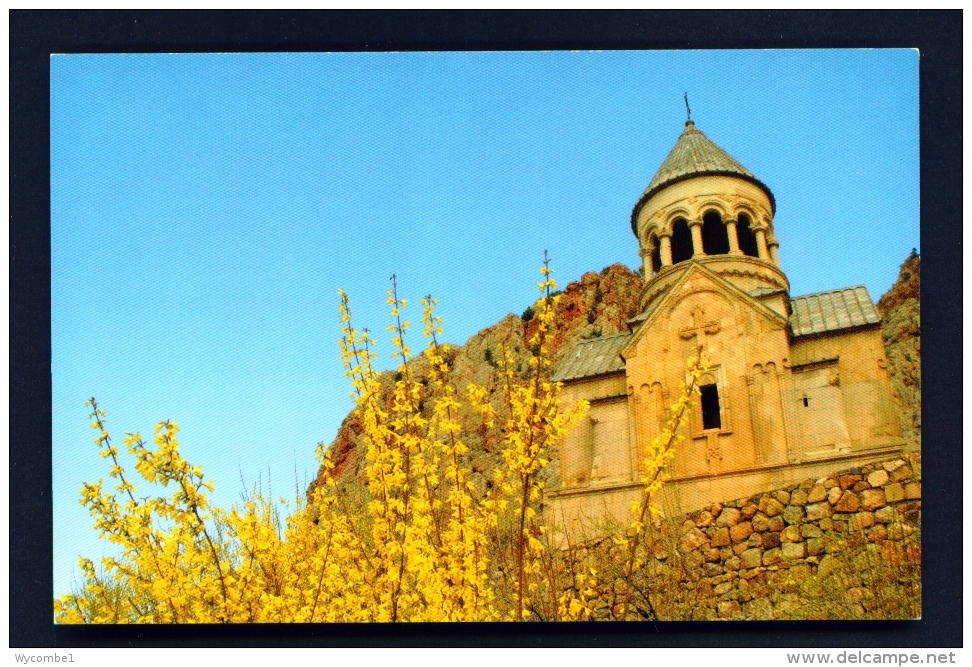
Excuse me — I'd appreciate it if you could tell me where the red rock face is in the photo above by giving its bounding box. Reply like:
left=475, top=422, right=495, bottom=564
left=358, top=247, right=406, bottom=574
left=877, top=252, right=920, bottom=314
left=876, top=253, right=921, bottom=445
left=526, top=263, right=644, bottom=366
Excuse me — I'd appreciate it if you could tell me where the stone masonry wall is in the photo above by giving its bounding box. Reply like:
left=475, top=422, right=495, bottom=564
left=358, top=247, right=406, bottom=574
left=578, top=453, right=921, bottom=620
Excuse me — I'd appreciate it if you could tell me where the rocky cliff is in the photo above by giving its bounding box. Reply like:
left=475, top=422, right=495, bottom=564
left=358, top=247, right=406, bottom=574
left=313, top=263, right=644, bottom=490
left=876, top=251, right=921, bottom=446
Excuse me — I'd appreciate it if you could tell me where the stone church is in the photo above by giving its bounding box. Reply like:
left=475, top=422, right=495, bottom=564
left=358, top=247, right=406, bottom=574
left=547, top=118, right=904, bottom=536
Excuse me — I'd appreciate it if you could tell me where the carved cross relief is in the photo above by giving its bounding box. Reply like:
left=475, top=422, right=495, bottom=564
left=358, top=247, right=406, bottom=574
left=678, top=305, right=721, bottom=348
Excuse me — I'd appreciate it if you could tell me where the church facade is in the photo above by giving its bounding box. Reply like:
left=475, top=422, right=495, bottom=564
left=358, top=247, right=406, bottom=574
left=547, top=119, right=904, bottom=536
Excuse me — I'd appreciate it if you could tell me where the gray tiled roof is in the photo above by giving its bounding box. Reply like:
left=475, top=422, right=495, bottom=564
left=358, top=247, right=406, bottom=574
left=789, top=286, right=881, bottom=338
left=631, top=120, right=775, bottom=234
left=552, top=332, right=632, bottom=382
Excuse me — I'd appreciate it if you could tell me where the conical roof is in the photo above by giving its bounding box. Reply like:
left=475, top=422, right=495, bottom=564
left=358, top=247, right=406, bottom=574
left=631, top=120, right=775, bottom=234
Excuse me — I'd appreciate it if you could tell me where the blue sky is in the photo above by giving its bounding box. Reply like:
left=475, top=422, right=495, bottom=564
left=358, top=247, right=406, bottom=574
left=51, top=50, right=918, bottom=596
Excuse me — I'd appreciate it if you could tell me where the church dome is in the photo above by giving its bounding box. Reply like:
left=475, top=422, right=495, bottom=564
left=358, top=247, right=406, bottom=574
left=630, top=120, right=775, bottom=234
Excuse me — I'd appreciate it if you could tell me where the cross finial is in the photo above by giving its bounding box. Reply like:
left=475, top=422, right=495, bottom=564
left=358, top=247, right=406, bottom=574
left=684, top=92, right=692, bottom=121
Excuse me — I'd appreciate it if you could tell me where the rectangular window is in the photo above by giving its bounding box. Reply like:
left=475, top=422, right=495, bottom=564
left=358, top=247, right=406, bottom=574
left=700, top=383, right=722, bottom=430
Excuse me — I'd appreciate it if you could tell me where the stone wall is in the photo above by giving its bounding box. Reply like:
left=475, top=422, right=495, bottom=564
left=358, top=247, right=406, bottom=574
left=576, top=453, right=921, bottom=620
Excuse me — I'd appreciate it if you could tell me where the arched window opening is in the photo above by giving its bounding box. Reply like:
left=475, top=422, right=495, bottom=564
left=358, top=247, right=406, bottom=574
left=670, top=218, right=693, bottom=264
left=649, top=235, right=661, bottom=275
left=700, top=383, right=722, bottom=430
left=736, top=214, right=759, bottom=258
left=701, top=210, right=730, bottom=255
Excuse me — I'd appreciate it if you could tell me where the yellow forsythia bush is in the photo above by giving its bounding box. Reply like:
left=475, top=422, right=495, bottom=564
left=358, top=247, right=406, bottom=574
left=55, top=257, right=593, bottom=623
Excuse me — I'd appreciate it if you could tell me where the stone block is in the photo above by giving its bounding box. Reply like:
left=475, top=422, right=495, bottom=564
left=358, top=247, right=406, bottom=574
left=730, top=521, right=754, bottom=543
left=905, top=482, right=921, bottom=499
left=800, top=523, right=823, bottom=539
left=713, top=580, right=734, bottom=595
left=709, top=526, right=731, bottom=547
left=852, top=481, right=871, bottom=492
left=866, top=524, right=888, bottom=542
left=834, top=491, right=861, bottom=513
left=867, top=469, right=889, bottom=487
left=860, top=488, right=886, bottom=511
left=725, top=556, right=741, bottom=571
left=774, top=490, right=791, bottom=505
left=768, top=515, right=785, bottom=532
left=807, top=484, right=828, bottom=503
left=751, top=512, right=771, bottom=532
left=704, top=548, right=722, bottom=562
left=680, top=527, right=707, bottom=553
left=717, top=600, right=741, bottom=618
left=696, top=510, right=715, bottom=527
left=716, top=507, right=742, bottom=527
left=681, top=519, right=696, bottom=534
left=733, top=542, right=749, bottom=555
left=704, top=562, right=723, bottom=577
left=683, top=550, right=704, bottom=571
left=740, top=502, right=759, bottom=520
left=789, top=488, right=808, bottom=506
left=823, top=477, right=838, bottom=489
left=765, top=569, right=787, bottom=587
left=883, top=459, right=907, bottom=473
left=818, top=517, right=833, bottom=531
left=740, top=548, right=763, bottom=569
left=720, top=547, right=734, bottom=560
left=747, top=533, right=762, bottom=547
left=780, top=525, right=801, bottom=543
left=790, top=563, right=811, bottom=583
left=762, top=531, right=781, bottom=549
left=884, top=482, right=905, bottom=502
left=907, top=456, right=921, bottom=478
left=874, top=505, right=895, bottom=523
left=774, top=593, right=801, bottom=616
left=827, top=486, right=843, bottom=505
left=839, top=474, right=863, bottom=490
left=805, top=502, right=832, bottom=521
left=745, top=597, right=774, bottom=620
left=782, top=505, right=805, bottom=525
left=759, top=495, right=785, bottom=517
left=782, top=541, right=805, bottom=560
left=806, top=538, right=826, bottom=556
left=817, top=554, right=839, bottom=578
left=849, top=512, right=875, bottom=532
left=762, top=548, right=783, bottom=566
left=891, top=464, right=914, bottom=482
